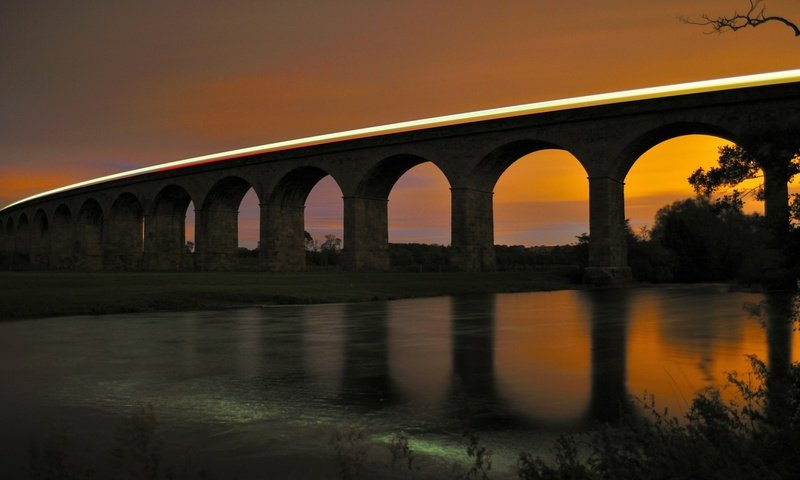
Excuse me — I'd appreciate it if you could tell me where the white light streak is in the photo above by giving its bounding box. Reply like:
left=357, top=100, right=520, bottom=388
left=2, top=69, right=799, bottom=212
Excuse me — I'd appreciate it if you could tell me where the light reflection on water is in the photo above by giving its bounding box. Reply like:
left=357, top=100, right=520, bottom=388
left=0, top=286, right=796, bottom=478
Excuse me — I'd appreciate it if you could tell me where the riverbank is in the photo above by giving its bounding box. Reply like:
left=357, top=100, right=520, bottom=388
left=0, top=269, right=579, bottom=319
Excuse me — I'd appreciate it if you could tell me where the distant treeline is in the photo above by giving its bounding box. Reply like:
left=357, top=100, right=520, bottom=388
left=231, top=196, right=800, bottom=283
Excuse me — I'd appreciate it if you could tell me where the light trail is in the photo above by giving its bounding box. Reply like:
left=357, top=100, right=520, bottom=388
left=2, top=69, right=799, bottom=212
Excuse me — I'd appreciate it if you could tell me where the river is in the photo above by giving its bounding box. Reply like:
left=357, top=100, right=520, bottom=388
left=0, top=286, right=796, bottom=478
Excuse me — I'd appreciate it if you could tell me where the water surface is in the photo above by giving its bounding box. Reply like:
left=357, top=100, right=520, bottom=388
left=0, top=286, right=796, bottom=478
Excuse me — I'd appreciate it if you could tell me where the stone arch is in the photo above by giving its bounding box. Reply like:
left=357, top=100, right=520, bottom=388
left=106, top=192, right=144, bottom=270
left=451, top=140, right=587, bottom=271
left=355, top=154, right=448, bottom=198
left=146, top=185, right=193, bottom=271
left=471, top=139, right=585, bottom=191
left=197, top=176, right=258, bottom=270
left=75, top=199, right=104, bottom=270
left=263, top=166, right=343, bottom=271
left=51, top=204, right=73, bottom=269
left=30, top=209, right=50, bottom=268
left=343, top=154, right=448, bottom=271
left=616, top=122, right=740, bottom=180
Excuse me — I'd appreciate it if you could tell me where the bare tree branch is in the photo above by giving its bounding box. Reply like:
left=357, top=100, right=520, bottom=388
left=679, top=0, right=800, bottom=37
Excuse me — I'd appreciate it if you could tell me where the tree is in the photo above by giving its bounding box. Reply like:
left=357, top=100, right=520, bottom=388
left=304, top=230, right=318, bottom=251
left=320, top=234, right=341, bottom=252
left=680, top=0, right=800, bottom=37
left=688, top=144, right=800, bottom=225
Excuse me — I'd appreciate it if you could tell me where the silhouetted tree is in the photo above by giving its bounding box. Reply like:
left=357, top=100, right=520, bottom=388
left=647, top=197, right=771, bottom=282
left=303, top=230, right=318, bottom=251
left=680, top=0, right=800, bottom=37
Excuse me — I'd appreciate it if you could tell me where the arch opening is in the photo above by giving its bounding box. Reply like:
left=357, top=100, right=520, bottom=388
left=237, top=188, right=261, bottom=269
left=624, top=134, right=770, bottom=282
left=264, top=167, right=342, bottom=271
left=304, top=176, right=344, bottom=270
left=386, top=162, right=451, bottom=271
left=492, top=148, right=589, bottom=270
left=197, top=176, right=256, bottom=271
left=345, top=155, right=448, bottom=271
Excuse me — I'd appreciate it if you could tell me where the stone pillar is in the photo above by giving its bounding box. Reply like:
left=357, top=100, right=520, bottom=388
left=195, top=206, right=239, bottom=271
left=104, top=215, right=143, bottom=271
left=762, top=160, right=791, bottom=242
left=50, top=217, right=74, bottom=270
left=450, top=187, right=495, bottom=271
left=262, top=203, right=305, bottom=271
left=585, top=176, right=631, bottom=284
left=144, top=213, right=186, bottom=271
left=14, top=221, right=30, bottom=269
left=30, top=226, right=50, bottom=269
left=753, top=139, right=796, bottom=286
left=341, top=196, right=389, bottom=271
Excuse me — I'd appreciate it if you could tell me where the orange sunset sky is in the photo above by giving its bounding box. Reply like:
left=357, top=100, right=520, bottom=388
left=1, top=0, right=799, bottom=247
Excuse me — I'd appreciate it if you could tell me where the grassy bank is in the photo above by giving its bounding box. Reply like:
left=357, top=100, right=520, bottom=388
left=0, top=269, right=578, bottom=320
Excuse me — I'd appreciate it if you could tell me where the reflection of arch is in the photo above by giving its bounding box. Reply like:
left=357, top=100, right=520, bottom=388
left=107, top=192, right=144, bottom=270
left=30, top=209, right=50, bottom=268
left=51, top=205, right=73, bottom=269
left=76, top=199, right=104, bottom=270
left=264, top=167, right=342, bottom=271
left=197, top=176, right=256, bottom=271
left=617, top=122, right=740, bottom=180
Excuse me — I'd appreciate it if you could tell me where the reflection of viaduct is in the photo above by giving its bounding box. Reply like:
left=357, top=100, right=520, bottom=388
left=1, top=71, right=799, bottom=278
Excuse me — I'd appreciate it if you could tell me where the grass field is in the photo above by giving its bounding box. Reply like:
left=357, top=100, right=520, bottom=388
left=0, top=269, right=579, bottom=320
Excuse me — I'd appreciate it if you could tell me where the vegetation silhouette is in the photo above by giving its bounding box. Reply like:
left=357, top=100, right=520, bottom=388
left=680, top=0, right=800, bottom=37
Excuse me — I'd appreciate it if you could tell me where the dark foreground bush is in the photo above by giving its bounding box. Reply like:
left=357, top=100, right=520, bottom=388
left=518, top=355, right=800, bottom=480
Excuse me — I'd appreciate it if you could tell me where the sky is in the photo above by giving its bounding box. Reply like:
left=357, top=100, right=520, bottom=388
left=1, top=0, right=799, bottom=248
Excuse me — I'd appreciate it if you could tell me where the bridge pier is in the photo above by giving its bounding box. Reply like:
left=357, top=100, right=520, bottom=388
left=144, top=213, right=189, bottom=271
left=196, top=206, right=239, bottom=271
left=342, top=196, right=389, bottom=271
left=30, top=213, right=50, bottom=269
left=450, top=187, right=495, bottom=271
left=262, top=203, right=306, bottom=271
left=585, top=176, right=631, bottom=284
left=50, top=207, right=74, bottom=269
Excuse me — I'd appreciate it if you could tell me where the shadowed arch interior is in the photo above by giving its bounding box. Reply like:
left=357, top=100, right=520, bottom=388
left=30, top=209, right=50, bottom=268
left=76, top=199, right=103, bottom=270
left=147, top=185, right=193, bottom=270
left=197, top=176, right=256, bottom=271
left=107, top=192, right=144, bottom=270
left=264, top=167, right=340, bottom=271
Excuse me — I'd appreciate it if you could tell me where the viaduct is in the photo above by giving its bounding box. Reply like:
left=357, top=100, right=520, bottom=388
left=1, top=70, right=799, bottom=281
